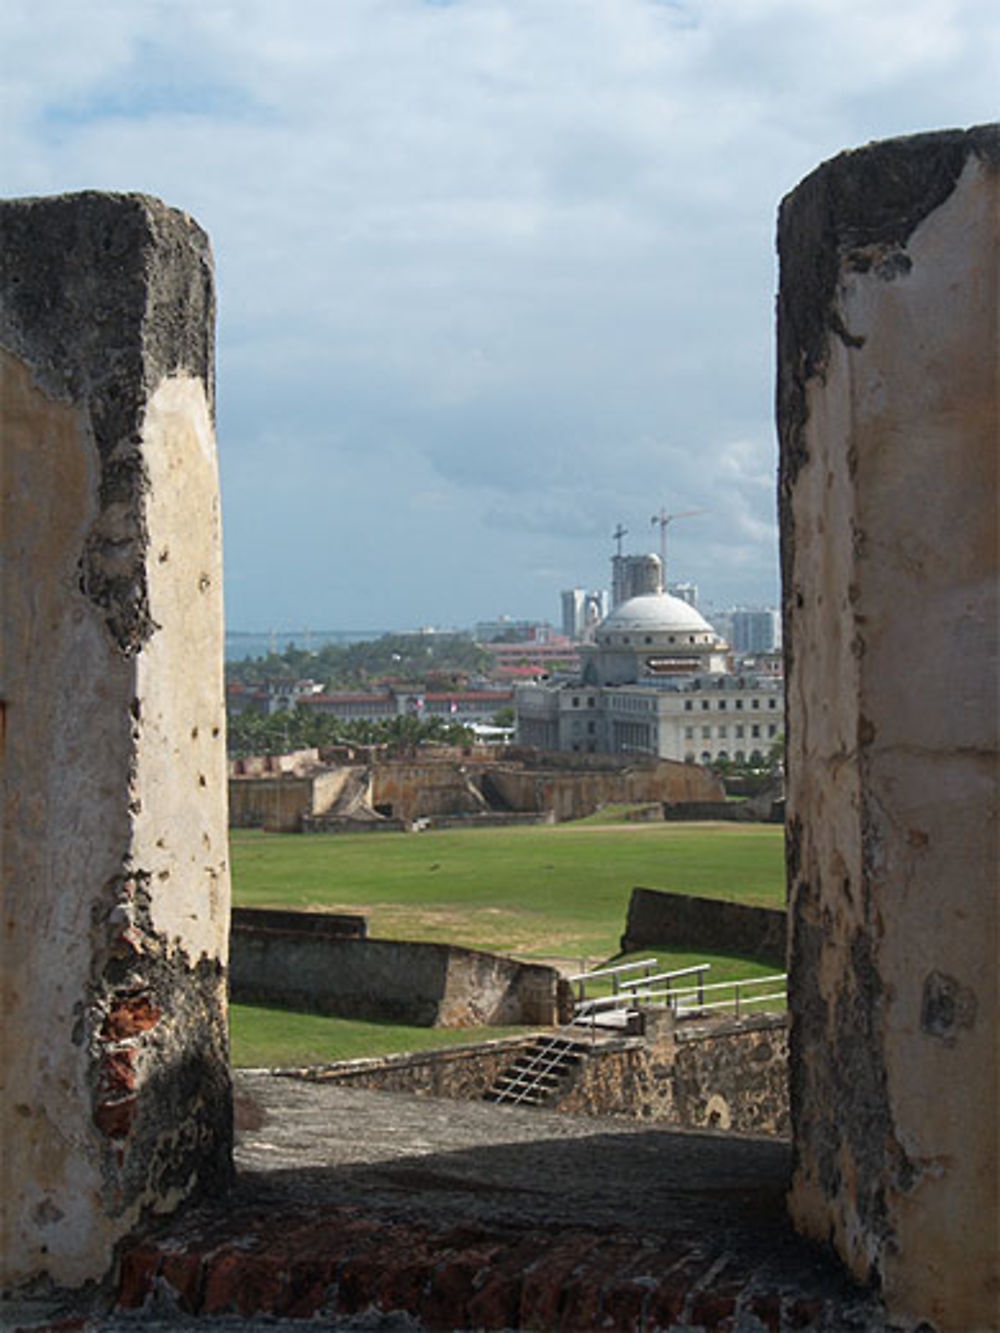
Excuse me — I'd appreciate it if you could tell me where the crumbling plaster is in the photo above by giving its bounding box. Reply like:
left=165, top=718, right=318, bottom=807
left=1, top=193, right=231, bottom=1291
left=779, top=128, right=998, bottom=1332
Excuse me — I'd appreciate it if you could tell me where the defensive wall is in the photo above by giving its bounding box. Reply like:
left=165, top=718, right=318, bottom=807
left=228, top=749, right=724, bottom=831
left=621, top=886, right=788, bottom=969
left=778, top=125, right=998, bottom=1330
left=294, top=1011, right=789, bottom=1137
left=229, top=908, right=566, bottom=1027
left=0, top=192, right=232, bottom=1290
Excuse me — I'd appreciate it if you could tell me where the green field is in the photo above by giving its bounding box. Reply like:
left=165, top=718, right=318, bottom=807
left=229, top=1005, right=523, bottom=1069
left=228, top=820, right=786, bottom=1067
left=230, top=821, right=784, bottom=962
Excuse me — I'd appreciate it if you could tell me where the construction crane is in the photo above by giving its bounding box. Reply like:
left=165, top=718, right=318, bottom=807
left=650, top=507, right=707, bottom=580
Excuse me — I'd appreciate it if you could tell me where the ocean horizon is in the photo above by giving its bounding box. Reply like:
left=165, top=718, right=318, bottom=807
left=225, top=628, right=388, bottom=661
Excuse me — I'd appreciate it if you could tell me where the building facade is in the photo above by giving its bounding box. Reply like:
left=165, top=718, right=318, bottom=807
left=515, top=589, right=782, bottom=765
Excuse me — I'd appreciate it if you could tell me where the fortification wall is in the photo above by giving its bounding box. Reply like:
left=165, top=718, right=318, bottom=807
left=229, top=919, right=563, bottom=1027
left=486, top=758, right=723, bottom=822
left=779, top=125, right=998, bottom=1331
left=295, top=1013, right=789, bottom=1135
left=0, top=193, right=231, bottom=1289
left=621, top=887, right=787, bottom=968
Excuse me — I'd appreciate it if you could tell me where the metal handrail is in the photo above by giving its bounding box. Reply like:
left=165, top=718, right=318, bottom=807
left=566, top=957, right=657, bottom=983
left=670, top=973, right=788, bottom=1018
left=619, top=963, right=710, bottom=990
left=670, top=972, right=787, bottom=997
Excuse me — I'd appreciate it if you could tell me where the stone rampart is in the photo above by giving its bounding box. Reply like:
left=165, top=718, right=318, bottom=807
left=293, top=1012, right=789, bottom=1135
left=229, top=923, right=564, bottom=1027
left=621, top=886, right=787, bottom=967
left=228, top=750, right=725, bottom=829
left=485, top=758, right=723, bottom=822
left=0, top=192, right=231, bottom=1289
left=231, top=906, right=367, bottom=939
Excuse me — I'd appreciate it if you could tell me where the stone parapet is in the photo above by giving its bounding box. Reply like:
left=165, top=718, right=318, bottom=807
left=778, top=126, right=999, bottom=1331
left=0, top=192, right=231, bottom=1289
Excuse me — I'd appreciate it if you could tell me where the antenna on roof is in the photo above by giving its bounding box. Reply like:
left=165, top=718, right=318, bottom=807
left=612, top=523, right=628, bottom=556
left=650, top=508, right=707, bottom=581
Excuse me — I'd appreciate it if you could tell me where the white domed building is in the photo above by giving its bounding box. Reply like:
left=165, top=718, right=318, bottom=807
left=516, top=579, right=782, bottom=766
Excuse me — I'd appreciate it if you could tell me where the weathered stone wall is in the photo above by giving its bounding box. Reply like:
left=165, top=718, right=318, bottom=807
left=557, top=1015, right=789, bottom=1135
left=228, top=774, right=316, bottom=829
left=231, top=906, right=367, bottom=939
left=0, top=193, right=231, bottom=1289
left=372, top=761, right=488, bottom=820
left=485, top=757, right=723, bottom=822
left=621, top=886, right=787, bottom=967
left=661, top=798, right=783, bottom=823
left=290, top=1034, right=537, bottom=1100
left=778, top=126, right=998, bottom=1331
left=228, top=751, right=724, bottom=828
left=229, top=767, right=351, bottom=830
left=229, top=924, right=563, bottom=1027
left=290, top=1013, right=789, bottom=1135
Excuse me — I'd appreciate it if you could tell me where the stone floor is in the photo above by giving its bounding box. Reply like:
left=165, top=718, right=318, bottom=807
left=7, top=1069, right=890, bottom=1332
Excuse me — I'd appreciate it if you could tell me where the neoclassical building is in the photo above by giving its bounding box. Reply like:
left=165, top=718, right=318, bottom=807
left=515, top=589, right=782, bottom=765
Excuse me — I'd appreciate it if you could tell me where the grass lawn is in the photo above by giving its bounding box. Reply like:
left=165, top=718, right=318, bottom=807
left=229, top=1004, right=523, bottom=1069
left=230, top=820, right=784, bottom=964
left=228, top=820, right=786, bottom=1066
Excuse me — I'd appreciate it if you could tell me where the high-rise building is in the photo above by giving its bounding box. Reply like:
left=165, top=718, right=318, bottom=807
left=561, top=588, right=609, bottom=640
left=612, top=553, right=663, bottom=607
left=730, top=609, right=781, bottom=655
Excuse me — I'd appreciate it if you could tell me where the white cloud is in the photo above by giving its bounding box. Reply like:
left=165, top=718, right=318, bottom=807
left=3, top=0, right=997, bottom=626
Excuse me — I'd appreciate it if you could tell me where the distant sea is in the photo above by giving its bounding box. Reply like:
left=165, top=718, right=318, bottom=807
left=225, top=629, right=388, bottom=662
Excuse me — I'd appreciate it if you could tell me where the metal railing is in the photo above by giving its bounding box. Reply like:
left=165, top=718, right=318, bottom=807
left=570, top=963, right=714, bottom=1034
left=667, top=972, right=787, bottom=1018
left=566, top=957, right=658, bottom=1003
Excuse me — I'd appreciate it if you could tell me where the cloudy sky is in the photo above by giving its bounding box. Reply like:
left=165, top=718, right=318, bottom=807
left=4, top=1, right=997, bottom=632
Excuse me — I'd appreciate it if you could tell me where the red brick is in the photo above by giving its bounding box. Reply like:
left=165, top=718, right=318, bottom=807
left=94, top=1095, right=137, bottom=1140
left=641, top=1278, right=688, bottom=1328
left=553, top=1275, right=603, bottom=1331
left=465, top=1269, right=522, bottom=1329
left=233, top=1253, right=287, bottom=1317
left=336, top=1253, right=387, bottom=1314
left=99, top=1048, right=136, bottom=1097
left=201, top=1248, right=250, bottom=1315
left=115, top=1244, right=161, bottom=1309
left=158, top=1250, right=203, bottom=1311
left=689, top=1287, right=737, bottom=1330
left=600, top=1278, right=650, bottom=1331
left=102, top=995, right=161, bottom=1040
left=748, top=1290, right=783, bottom=1332
left=419, top=1256, right=482, bottom=1326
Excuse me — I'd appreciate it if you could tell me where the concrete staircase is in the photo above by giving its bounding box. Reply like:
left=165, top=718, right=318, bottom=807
left=484, top=1035, right=589, bottom=1107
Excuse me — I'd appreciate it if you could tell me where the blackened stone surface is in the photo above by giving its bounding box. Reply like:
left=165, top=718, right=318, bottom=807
left=0, top=191, right=214, bottom=654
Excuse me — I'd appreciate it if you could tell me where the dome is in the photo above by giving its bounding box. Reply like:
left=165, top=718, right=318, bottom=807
left=599, top=592, right=713, bottom=638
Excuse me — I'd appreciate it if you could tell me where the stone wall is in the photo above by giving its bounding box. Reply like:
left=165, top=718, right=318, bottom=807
left=288, top=1034, right=537, bottom=1100
left=228, top=751, right=723, bottom=828
left=292, top=1012, right=789, bottom=1136
left=229, top=923, right=564, bottom=1027
left=621, top=886, right=787, bottom=968
left=778, top=125, right=998, bottom=1332
left=485, top=757, right=723, bottom=822
left=231, top=906, right=367, bottom=939
left=559, top=1015, right=789, bottom=1135
left=0, top=193, right=231, bottom=1289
